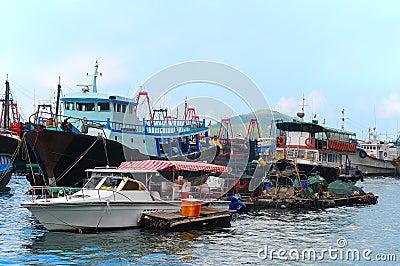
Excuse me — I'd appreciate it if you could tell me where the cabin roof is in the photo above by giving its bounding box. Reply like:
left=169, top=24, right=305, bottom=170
left=116, top=160, right=230, bottom=173
left=276, top=120, right=356, bottom=136
left=61, top=92, right=136, bottom=105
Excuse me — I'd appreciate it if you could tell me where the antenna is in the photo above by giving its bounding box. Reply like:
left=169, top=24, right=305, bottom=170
left=296, top=95, right=306, bottom=121
left=83, top=60, right=102, bottom=93
left=341, top=109, right=345, bottom=130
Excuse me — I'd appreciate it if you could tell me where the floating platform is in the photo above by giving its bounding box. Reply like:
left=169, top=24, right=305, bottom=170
left=244, top=193, right=378, bottom=211
left=141, top=206, right=232, bottom=231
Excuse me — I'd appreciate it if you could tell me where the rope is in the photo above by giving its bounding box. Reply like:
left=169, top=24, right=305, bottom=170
left=55, top=137, right=100, bottom=183
left=101, top=131, right=109, bottom=166
left=0, top=133, right=24, bottom=182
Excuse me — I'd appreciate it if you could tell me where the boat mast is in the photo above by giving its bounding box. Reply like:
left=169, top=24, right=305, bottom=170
left=296, top=96, right=305, bottom=121
left=90, top=61, right=99, bottom=93
left=341, top=109, right=345, bottom=130
left=55, top=76, right=61, bottom=119
left=3, top=75, right=10, bottom=129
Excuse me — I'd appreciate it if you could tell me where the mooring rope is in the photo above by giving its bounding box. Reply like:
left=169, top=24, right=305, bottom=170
left=55, top=137, right=100, bottom=183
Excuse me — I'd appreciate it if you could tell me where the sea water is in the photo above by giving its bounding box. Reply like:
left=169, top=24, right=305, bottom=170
left=0, top=175, right=399, bottom=265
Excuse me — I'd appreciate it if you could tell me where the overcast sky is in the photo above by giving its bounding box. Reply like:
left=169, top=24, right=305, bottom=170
left=1, top=1, right=400, bottom=140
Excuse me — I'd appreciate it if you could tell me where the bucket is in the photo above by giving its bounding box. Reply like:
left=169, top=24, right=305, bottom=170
left=301, top=181, right=308, bottom=189
left=181, top=199, right=202, bottom=217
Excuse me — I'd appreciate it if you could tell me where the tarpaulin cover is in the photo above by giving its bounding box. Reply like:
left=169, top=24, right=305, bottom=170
left=118, top=160, right=229, bottom=173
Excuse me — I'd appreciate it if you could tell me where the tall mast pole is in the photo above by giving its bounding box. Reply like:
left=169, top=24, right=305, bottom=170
left=4, top=75, right=10, bottom=129
left=91, top=60, right=99, bottom=93
left=341, top=109, right=345, bottom=130
left=55, top=76, right=61, bottom=118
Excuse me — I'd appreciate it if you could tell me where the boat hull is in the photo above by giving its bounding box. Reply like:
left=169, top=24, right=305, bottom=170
left=275, top=159, right=340, bottom=184
left=348, top=149, right=397, bottom=177
left=22, top=201, right=181, bottom=231
left=0, top=134, right=19, bottom=154
left=25, top=130, right=218, bottom=187
left=0, top=169, right=12, bottom=188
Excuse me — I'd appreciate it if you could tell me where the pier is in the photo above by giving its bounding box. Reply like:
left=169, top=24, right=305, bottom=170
left=141, top=206, right=232, bottom=231
left=242, top=193, right=378, bottom=211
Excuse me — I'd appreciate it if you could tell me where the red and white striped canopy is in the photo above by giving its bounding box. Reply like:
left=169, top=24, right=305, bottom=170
left=118, top=160, right=229, bottom=173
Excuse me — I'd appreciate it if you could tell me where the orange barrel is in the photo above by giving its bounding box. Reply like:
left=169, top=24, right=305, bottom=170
left=181, top=199, right=202, bottom=217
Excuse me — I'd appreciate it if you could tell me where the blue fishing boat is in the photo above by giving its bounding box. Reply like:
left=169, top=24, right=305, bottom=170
left=24, top=61, right=217, bottom=187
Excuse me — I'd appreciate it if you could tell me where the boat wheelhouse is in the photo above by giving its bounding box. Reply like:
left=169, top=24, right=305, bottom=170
left=274, top=119, right=357, bottom=183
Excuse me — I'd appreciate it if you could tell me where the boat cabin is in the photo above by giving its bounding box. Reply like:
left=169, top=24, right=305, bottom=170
left=275, top=120, right=357, bottom=168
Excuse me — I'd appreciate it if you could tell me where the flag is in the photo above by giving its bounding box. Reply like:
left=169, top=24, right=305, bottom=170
left=313, top=114, right=317, bottom=119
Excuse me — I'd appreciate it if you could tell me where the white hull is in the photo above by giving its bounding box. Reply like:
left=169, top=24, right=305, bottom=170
left=23, top=201, right=181, bottom=231
left=348, top=150, right=397, bottom=177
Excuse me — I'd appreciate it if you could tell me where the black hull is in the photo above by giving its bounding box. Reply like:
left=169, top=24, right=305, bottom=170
left=0, top=134, right=19, bottom=155
left=275, top=159, right=339, bottom=184
left=0, top=170, right=12, bottom=188
left=25, top=130, right=218, bottom=187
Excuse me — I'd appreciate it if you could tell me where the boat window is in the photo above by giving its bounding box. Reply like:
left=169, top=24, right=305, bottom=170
left=122, top=180, right=141, bottom=190
left=327, top=154, right=333, bottom=162
left=97, top=102, right=110, bottom=111
left=101, top=177, right=122, bottom=190
left=64, top=102, right=75, bottom=110
left=129, top=105, right=133, bottom=114
left=305, top=151, right=317, bottom=161
left=117, top=104, right=121, bottom=112
left=76, top=102, right=95, bottom=111
left=84, top=176, right=104, bottom=189
left=122, top=104, right=126, bottom=113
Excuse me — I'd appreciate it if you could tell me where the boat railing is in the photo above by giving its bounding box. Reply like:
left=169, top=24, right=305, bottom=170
left=29, top=186, right=81, bottom=200
left=0, top=128, right=19, bottom=137
left=151, top=182, right=223, bottom=201
left=28, top=184, right=221, bottom=202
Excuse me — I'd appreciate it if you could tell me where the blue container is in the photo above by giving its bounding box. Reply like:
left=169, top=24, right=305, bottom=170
left=301, top=181, right=308, bottom=189
left=264, top=183, right=272, bottom=190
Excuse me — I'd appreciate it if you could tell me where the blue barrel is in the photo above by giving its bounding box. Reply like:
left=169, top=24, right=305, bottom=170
left=264, top=183, right=272, bottom=190
left=301, top=181, right=308, bottom=189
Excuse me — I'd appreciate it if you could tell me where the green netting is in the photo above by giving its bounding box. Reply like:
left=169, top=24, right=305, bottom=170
left=328, top=180, right=365, bottom=197
left=307, top=175, right=328, bottom=195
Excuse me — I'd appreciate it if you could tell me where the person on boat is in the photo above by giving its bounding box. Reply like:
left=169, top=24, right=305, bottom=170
left=317, top=185, right=328, bottom=199
left=352, top=166, right=364, bottom=182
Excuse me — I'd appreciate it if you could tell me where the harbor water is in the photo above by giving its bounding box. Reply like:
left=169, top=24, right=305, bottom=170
left=1, top=175, right=399, bottom=265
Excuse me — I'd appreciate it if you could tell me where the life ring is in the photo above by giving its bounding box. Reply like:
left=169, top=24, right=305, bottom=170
left=277, top=136, right=285, bottom=146
left=359, top=150, right=367, bottom=158
left=384, top=152, right=388, bottom=158
left=305, top=138, right=314, bottom=148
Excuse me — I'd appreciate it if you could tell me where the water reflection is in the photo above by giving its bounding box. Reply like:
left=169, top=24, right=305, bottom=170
left=1, top=176, right=399, bottom=265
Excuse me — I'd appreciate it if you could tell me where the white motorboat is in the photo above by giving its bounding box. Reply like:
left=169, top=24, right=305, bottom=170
left=22, top=164, right=229, bottom=232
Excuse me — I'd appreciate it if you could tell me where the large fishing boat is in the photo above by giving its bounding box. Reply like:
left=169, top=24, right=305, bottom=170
left=348, top=131, right=400, bottom=176
left=0, top=78, right=22, bottom=188
left=24, top=62, right=217, bottom=187
left=273, top=104, right=358, bottom=184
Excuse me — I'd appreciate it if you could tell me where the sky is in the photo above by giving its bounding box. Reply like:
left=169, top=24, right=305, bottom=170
left=1, top=0, right=400, bottom=141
